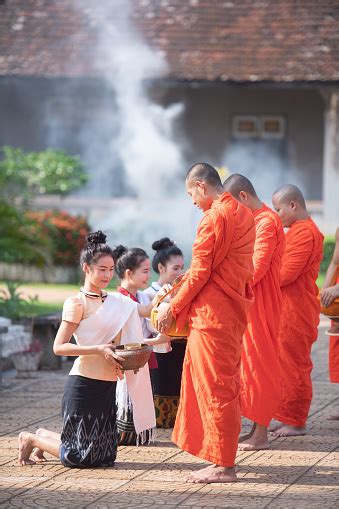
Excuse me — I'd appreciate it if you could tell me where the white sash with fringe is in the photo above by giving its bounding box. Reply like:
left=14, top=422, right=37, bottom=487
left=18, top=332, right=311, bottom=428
left=71, top=292, right=156, bottom=439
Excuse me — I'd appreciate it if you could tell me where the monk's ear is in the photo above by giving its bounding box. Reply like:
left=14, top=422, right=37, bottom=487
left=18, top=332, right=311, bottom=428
left=239, top=191, right=247, bottom=202
left=290, top=200, right=297, bottom=211
left=196, top=180, right=205, bottom=193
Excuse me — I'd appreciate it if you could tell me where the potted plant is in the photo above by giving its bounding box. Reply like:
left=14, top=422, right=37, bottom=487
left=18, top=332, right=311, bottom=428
left=10, top=339, right=42, bottom=378
left=0, top=281, right=42, bottom=377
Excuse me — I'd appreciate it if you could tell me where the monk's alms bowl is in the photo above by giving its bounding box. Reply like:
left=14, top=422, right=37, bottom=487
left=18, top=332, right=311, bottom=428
left=114, top=343, right=153, bottom=374
left=318, top=296, right=339, bottom=319
left=151, top=307, right=189, bottom=338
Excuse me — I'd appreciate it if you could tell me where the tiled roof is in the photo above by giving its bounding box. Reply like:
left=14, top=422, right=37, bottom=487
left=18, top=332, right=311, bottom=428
left=1, top=0, right=339, bottom=82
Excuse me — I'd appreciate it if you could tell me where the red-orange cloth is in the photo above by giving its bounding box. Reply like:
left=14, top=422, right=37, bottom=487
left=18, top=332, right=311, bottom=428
left=171, top=192, right=255, bottom=467
left=329, top=277, right=339, bottom=383
left=240, top=204, right=285, bottom=426
left=273, top=217, right=324, bottom=427
left=329, top=336, right=339, bottom=383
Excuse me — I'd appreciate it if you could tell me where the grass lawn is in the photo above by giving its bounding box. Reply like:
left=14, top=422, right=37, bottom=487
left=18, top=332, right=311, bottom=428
left=0, top=280, right=118, bottom=291
left=316, top=272, right=325, bottom=289
left=0, top=274, right=327, bottom=318
left=33, top=300, right=63, bottom=315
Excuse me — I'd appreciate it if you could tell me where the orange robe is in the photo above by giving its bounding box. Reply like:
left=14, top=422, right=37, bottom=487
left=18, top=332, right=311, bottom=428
left=329, top=337, right=339, bottom=382
left=171, top=192, right=255, bottom=467
left=240, top=204, right=285, bottom=426
left=329, top=277, right=339, bottom=383
left=273, top=217, right=324, bottom=427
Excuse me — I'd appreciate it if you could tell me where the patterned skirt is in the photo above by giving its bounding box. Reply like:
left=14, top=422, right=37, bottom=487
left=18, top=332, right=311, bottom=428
left=152, top=340, right=186, bottom=428
left=60, top=375, right=118, bottom=468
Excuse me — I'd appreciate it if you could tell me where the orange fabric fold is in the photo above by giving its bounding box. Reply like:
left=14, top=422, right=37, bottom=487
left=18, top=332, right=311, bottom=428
left=329, top=336, right=339, bottom=383
left=329, top=277, right=339, bottom=383
left=240, top=204, right=285, bottom=426
left=273, top=218, right=324, bottom=427
left=171, top=192, right=255, bottom=467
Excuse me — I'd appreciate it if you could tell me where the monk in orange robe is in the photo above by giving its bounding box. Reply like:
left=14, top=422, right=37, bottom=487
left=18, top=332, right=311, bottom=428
left=223, top=174, right=285, bottom=451
left=320, top=227, right=339, bottom=419
left=271, top=185, right=324, bottom=436
left=155, top=163, right=255, bottom=483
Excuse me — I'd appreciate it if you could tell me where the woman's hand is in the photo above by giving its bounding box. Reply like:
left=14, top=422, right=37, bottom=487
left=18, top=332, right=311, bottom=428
left=97, top=344, right=125, bottom=370
left=145, top=333, right=172, bottom=346
left=152, top=284, right=172, bottom=306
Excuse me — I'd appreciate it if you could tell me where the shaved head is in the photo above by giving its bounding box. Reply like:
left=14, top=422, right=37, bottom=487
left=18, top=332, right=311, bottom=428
left=273, top=184, right=306, bottom=210
left=272, top=184, right=308, bottom=227
left=223, top=173, right=258, bottom=198
left=186, top=163, right=223, bottom=189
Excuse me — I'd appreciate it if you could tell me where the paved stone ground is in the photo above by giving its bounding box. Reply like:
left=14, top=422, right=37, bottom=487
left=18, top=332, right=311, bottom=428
left=1, top=322, right=338, bottom=508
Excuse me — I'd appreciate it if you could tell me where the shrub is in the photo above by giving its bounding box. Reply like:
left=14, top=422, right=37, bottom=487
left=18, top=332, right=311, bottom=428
left=320, top=236, right=335, bottom=274
left=0, top=201, right=51, bottom=265
left=0, top=146, right=88, bottom=201
left=0, top=281, right=39, bottom=320
left=27, top=210, right=90, bottom=266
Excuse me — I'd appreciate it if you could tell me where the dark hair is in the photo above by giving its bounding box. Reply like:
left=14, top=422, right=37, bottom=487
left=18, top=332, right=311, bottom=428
left=151, top=237, right=183, bottom=273
left=186, top=162, right=222, bottom=188
left=80, top=230, right=114, bottom=267
left=112, top=245, right=149, bottom=280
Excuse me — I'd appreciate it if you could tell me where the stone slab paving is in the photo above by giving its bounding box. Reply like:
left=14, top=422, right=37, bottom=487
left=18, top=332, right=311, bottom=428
left=0, top=324, right=338, bottom=508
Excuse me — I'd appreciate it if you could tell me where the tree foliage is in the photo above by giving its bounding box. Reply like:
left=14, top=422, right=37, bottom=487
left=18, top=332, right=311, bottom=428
left=0, top=146, right=88, bottom=266
left=0, top=146, right=87, bottom=202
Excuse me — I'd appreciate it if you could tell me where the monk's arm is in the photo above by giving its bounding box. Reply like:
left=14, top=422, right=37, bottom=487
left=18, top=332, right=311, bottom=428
left=252, top=218, right=277, bottom=286
left=280, top=229, right=313, bottom=286
left=322, top=227, right=339, bottom=289
left=171, top=214, right=215, bottom=316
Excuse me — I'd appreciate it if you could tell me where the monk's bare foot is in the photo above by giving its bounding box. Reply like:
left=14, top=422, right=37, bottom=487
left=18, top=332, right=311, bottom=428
left=327, top=414, right=339, bottom=421
left=185, top=464, right=237, bottom=484
left=18, top=432, right=35, bottom=466
left=268, top=421, right=283, bottom=432
left=272, top=425, right=306, bottom=437
left=239, top=422, right=256, bottom=443
left=238, top=436, right=269, bottom=451
left=238, top=423, right=269, bottom=450
left=30, top=448, right=47, bottom=463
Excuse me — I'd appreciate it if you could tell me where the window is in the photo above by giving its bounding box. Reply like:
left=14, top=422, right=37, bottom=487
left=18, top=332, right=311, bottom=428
left=232, top=115, right=286, bottom=140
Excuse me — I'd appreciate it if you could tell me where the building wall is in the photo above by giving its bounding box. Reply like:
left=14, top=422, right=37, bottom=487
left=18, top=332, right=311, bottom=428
left=0, top=76, right=129, bottom=197
left=0, top=77, right=324, bottom=201
left=161, top=85, right=324, bottom=201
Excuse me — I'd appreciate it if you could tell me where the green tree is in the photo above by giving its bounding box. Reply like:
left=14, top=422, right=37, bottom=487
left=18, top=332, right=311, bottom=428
left=0, top=146, right=87, bottom=203
left=0, top=146, right=88, bottom=265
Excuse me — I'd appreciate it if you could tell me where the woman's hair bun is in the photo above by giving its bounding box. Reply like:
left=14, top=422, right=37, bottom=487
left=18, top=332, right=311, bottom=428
left=152, top=237, right=174, bottom=251
left=112, top=244, right=127, bottom=261
left=87, top=230, right=106, bottom=246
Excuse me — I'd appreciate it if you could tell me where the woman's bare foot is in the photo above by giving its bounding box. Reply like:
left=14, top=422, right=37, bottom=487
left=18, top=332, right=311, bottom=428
left=30, top=448, right=47, bottom=463
left=18, top=432, right=35, bottom=466
left=185, top=464, right=237, bottom=483
left=272, top=425, right=306, bottom=437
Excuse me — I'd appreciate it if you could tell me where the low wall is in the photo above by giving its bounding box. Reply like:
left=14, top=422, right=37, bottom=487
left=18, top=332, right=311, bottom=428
left=0, top=263, right=79, bottom=283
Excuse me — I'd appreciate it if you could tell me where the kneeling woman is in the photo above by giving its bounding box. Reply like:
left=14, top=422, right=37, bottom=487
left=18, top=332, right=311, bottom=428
left=18, top=231, right=155, bottom=467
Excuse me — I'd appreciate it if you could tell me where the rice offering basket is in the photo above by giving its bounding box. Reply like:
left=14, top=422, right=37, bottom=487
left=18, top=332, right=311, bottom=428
left=151, top=280, right=189, bottom=338
left=115, top=343, right=153, bottom=374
